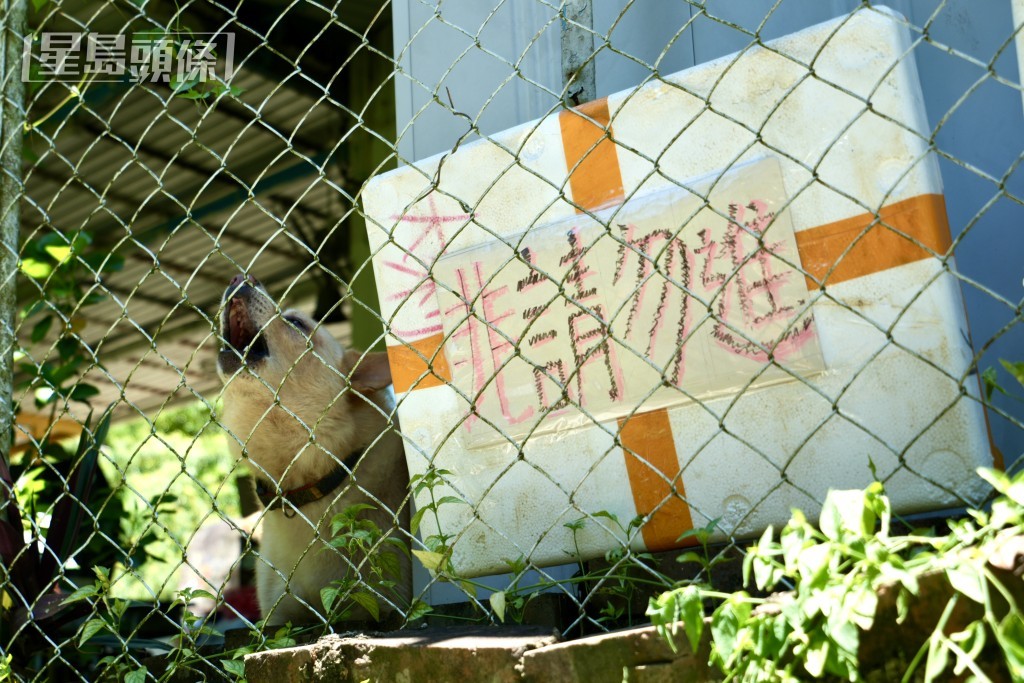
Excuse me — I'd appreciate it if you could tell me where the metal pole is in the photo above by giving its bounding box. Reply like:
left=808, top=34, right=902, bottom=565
left=560, top=0, right=596, bottom=106
left=0, top=0, right=26, bottom=466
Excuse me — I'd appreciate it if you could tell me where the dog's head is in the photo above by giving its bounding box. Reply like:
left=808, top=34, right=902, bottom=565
left=217, top=274, right=392, bottom=409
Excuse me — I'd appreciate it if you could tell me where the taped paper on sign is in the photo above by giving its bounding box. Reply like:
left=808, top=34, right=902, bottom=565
left=433, top=158, right=825, bottom=447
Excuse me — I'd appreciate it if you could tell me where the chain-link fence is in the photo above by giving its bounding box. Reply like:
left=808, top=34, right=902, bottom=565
left=1, top=0, right=1022, bottom=680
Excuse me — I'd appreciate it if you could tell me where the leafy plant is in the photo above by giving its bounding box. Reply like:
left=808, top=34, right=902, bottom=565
left=408, top=466, right=462, bottom=568
left=17, top=229, right=123, bottom=409
left=983, top=359, right=1024, bottom=402
left=405, top=465, right=686, bottom=629
left=407, top=466, right=482, bottom=606
left=0, top=411, right=111, bottom=678
left=648, top=470, right=1024, bottom=681
left=674, top=517, right=729, bottom=582
left=561, top=511, right=674, bottom=627
left=61, top=566, right=153, bottom=682
left=470, top=511, right=677, bottom=628
left=150, top=587, right=227, bottom=682
left=319, top=503, right=420, bottom=624
left=215, top=622, right=298, bottom=681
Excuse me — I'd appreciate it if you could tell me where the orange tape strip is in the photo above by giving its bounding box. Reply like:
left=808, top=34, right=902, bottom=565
left=618, top=409, right=695, bottom=552
left=558, top=98, right=625, bottom=213
left=795, top=194, right=952, bottom=290
left=387, top=333, right=451, bottom=393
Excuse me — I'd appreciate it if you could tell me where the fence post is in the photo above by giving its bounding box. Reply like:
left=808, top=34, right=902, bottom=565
left=347, top=22, right=397, bottom=353
left=0, top=0, right=26, bottom=467
left=560, top=0, right=596, bottom=106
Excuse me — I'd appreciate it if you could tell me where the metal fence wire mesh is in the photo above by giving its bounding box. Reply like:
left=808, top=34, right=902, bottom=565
left=1, top=0, right=1022, bottom=680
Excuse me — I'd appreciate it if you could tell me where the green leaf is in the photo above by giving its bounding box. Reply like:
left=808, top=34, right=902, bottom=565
left=412, top=549, right=446, bottom=572
left=827, top=609, right=860, bottom=657
left=750, top=526, right=780, bottom=591
left=384, top=536, right=411, bottom=557
left=1000, top=359, right=1024, bottom=388
left=110, top=598, right=128, bottom=620
left=182, top=588, right=216, bottom=603
left=845, top=585, right=878, bottom=631
left=62, top=584, right=99, bottom=605
left=177, top=89, right=211, bottom=100
left=78, top=618, right=109, bottom=647
left=803, top=636, right=829, bottom=678
left=82, top=251, right=124, bottom=274
left=675, top=585, right=705, bottom=654
left=945, top=564, right=986, bottom=604
left=350, top=591, right=380, bottom=621
left=820, top=489, right=874, bottom=541
left=268, top=625, right=297, bottom=649
left=43, top=244, right=72, bottom=263
left=981, top=367, right=1004, bottom=400
left=711, top=594, right=751, bottom=667
left=330, top=504, right=377, bottom=536
left=592, top=510, right=620, bottom=524
left=675, top=551, right=705, bottom=566
left=377, top=547, right=401, bottom=579
left=92, top=566, right=111, bottom=586
left=410, top=506, right=429, bottom=535
left=563, top=517, right=586, bottom=531
left=977, top=467, right=1012, bottom=497
left=124, top=667, right=148, bottom=683
left=490, top=590, right=506, bottom=622
left=865, top=481, right=891, bottom=537
left=780, top=522, right=807, bottom=573
left=434, top=495, right=466, bottom=507
left=407, top=599, right=432, bottom=622
left=20, top=258, right=52, bottom=279
left=170, top=75, right=201, bottom=94
left=222, top=659, right=246, bottom=678
left=896, top=586, right=911, bottom=626
left=69, top=384, right=101, bottom=402
left=996, top=613, right=1024, bottom=678
left=30, top=315, right=53, bottom=344
left=20, top=299, right=49, bottom=319
left=677, top=518, right=718, bottom=545
left=924, top=635, right=950, bottom=683
left=796, top=543, right=831, bottom=590
left=320, top=586, right=338, bottom=614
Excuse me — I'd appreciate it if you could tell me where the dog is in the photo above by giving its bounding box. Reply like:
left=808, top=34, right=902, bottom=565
left=216, top=273, right=410, bottom=626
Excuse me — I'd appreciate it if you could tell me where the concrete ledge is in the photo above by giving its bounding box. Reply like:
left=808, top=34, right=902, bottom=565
left=245, top=626, right=559, bottom=683
left=522, top=624, right=716, bottom=683
left=244, top=623, right=717, bottom=683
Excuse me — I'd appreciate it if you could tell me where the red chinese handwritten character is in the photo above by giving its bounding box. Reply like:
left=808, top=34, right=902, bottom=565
left=614, top=197, right=815, bottom=386
left=563, top=228, right=625, bottom=404
left=614, top=222, right=694, bottom=385
left=569, top=305, right=625, bottom=403
left=382, top=195, right=470, bottom=338
left=704, top=201, right=813, bottom=362
left=446, top=261, right=534, bottom=430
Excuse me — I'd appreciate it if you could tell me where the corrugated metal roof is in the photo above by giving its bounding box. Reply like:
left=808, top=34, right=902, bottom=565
left=14, top=0, right=381, bottom=436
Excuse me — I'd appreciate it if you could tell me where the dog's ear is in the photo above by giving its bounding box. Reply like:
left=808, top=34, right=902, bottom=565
left=344, top=351, right=393, bottom=394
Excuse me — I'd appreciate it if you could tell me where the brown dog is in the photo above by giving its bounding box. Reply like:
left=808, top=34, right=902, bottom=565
left=216, top=274, right=409, bottom=625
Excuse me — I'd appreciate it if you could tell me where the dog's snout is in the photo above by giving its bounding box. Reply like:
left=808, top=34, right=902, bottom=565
left=225, top=273, right=262, bottom=303
left=230, top=273, right=260, bottom=288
